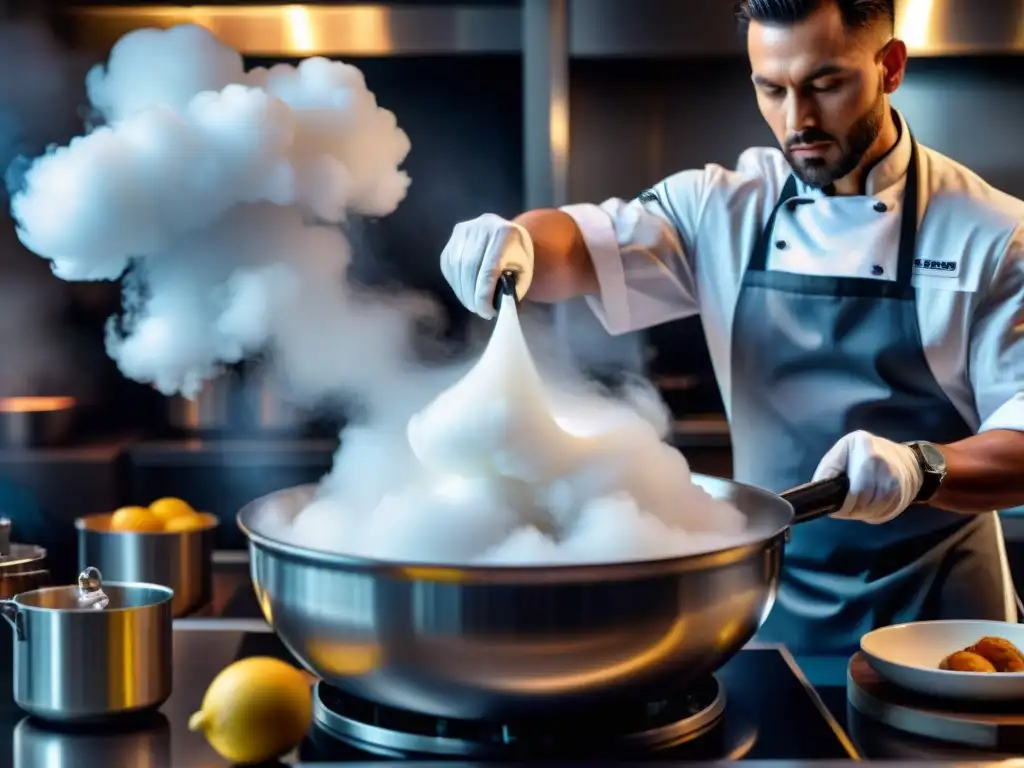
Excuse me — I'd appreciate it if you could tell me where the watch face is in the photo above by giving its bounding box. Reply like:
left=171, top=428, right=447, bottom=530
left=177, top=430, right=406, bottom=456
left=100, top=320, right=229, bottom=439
left=919, top=442, right=946, bottom=471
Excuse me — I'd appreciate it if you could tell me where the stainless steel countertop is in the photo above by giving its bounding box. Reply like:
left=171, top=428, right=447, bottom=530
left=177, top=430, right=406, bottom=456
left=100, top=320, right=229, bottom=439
left=2, top=556, right=1019, bottom=767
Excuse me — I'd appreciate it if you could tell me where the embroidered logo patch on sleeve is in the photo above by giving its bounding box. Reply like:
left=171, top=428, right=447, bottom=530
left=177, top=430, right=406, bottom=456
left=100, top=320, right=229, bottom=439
left=912, top=258, right=959, bottom=277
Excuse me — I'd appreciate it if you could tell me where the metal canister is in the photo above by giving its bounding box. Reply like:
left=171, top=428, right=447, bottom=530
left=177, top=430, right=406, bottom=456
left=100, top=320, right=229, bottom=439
left=76, top=513, right=218, bottom=617
left=0, top=567, right=174, bottom=723
left=166, top=374, right=233, bottom=433
left=0, top=518, right=49, bottom=598
left=0, top=396, right=77, bottom=448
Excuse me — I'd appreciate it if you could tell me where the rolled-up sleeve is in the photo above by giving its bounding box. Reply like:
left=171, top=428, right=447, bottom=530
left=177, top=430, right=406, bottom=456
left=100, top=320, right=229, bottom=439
left=559, top=169, right=707, bottom=336
left=973, top=225, right=1024, bottom=433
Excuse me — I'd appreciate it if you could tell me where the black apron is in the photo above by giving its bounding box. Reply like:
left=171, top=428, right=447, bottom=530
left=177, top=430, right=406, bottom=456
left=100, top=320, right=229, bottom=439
left=728, top=136, right=1015, bottom=654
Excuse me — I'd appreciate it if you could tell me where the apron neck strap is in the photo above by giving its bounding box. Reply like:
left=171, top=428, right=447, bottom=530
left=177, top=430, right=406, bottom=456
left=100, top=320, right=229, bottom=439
left=748, top=176, right=800, bottom=271
left=894, top=137, right=920, bottom=288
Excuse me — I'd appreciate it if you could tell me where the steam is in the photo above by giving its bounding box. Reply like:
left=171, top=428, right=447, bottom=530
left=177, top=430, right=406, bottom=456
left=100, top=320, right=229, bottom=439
left=11, top=24, right=437, bottom=413
left=0, top=20, right=99, bottom=398
left=10, top=23, right=747, bottom=565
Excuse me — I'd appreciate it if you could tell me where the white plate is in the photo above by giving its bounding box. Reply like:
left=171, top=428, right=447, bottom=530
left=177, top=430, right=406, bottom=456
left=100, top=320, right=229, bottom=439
left=860, top=620, right=1024, bottom=702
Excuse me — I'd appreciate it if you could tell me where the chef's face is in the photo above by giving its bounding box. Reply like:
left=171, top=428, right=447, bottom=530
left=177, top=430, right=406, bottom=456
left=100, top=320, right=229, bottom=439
left=746, top=1, right=906, bottom=189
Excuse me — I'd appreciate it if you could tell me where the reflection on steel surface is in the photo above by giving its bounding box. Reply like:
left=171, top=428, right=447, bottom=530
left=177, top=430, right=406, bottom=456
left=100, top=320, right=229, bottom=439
left=58, top=4, right=522, bottom=56
left=565, top=0, right=1024, bottom=57
left=237, top=477, right=792, bottom=721
left=59, top=0, right=1024, bottom=58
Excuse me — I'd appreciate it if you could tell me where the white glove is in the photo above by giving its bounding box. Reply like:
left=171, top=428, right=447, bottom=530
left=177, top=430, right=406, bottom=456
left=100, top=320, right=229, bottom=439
left=440, top=213, right=534, bottom=319
left=812, top=430, right=924, bottom=524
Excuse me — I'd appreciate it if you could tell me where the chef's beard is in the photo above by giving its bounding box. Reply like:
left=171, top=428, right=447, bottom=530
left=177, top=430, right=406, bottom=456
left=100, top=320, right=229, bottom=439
left=784, top=92, right=885, bottom=190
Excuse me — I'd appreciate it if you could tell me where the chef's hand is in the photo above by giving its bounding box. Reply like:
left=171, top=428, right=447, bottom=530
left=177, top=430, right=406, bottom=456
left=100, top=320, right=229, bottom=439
left=813, top=431, right=923, bottom=524
left=440, top=213, right=534, bottom=319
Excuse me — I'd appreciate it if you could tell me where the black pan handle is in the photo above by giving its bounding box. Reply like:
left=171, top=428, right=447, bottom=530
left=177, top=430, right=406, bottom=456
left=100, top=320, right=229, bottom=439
left=492, top=269, right=519, bottom=313
left=780, top=474, right=850, bottom=525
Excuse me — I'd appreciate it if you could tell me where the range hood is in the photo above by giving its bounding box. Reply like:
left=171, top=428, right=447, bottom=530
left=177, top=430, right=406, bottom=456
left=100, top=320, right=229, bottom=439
left=54, top=1, right=1024, bottom=58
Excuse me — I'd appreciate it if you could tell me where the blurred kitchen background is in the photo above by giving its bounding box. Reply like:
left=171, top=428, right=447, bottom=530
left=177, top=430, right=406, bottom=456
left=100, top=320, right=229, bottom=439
left=0, top=0, right=1022, bottom=582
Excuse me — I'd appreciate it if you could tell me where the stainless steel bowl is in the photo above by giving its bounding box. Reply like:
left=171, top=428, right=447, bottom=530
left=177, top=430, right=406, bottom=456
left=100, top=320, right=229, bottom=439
left=0, top=568, right=174, bottom=723
left=76, top=513, right=219, bottom=617
left=238, top=476, right=802, bottom=721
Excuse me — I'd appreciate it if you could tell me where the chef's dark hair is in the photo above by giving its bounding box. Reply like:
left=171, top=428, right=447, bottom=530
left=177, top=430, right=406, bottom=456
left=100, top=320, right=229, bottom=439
left=737, top=0, right=894, bottom=32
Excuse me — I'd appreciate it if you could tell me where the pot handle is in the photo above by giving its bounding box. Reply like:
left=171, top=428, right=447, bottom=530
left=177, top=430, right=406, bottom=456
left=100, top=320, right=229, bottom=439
left=0, top=600, right=25, bottom=641
left=781, top=475, right=850, bottom=525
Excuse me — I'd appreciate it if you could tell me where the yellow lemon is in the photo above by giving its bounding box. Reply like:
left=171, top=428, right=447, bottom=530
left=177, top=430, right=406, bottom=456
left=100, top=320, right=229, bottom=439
left=149, top=497, right=195, bottom=522
left=188, top=656, right=312, bottom=764
left=162, top=513, right=209, bottom=533
left=110, top=506, right=164, bottom=533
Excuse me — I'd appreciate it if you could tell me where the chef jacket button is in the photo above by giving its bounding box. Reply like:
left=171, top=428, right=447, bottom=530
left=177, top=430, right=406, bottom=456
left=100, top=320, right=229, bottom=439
left=873, top=201, right=887, bottom=212
left=775, top=240, right=787, bottom=250
left=871, top=264, right=884, bottom=276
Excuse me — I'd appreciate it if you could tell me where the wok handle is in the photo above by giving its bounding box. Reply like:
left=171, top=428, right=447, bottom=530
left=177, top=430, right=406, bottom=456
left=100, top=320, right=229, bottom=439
left=781, top=475, right=850, bottom=525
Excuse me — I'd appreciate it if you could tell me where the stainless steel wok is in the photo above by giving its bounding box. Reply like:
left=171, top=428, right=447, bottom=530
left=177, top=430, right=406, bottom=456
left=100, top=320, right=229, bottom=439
left=237, top=473, right=848, bottom=720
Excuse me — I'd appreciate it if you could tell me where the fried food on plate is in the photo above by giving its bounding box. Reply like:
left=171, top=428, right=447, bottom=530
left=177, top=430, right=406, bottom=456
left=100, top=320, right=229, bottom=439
left=939, top=650, right=996, bottom=673
left=938, top=635, right=1024, bottom=673
left=968, top=636, right=1024, bottom=673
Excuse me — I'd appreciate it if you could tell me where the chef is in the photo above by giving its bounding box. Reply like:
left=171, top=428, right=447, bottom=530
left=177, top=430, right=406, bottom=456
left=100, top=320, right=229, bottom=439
left=438, top=0, right=1024, bottom=654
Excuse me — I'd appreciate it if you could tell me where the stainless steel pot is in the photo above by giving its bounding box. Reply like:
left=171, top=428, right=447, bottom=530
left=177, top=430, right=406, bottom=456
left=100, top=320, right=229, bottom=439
left=0, top=518, right=49, bottom=599
left=0, top=396, right=77, bottom=448
left=76, top=512, right=218, bottom=617
left=166, top=374, right=233, bottom=432
left=0, top=567, right=174, bottom=723
left=248, top=366, right=307, bottom=431
left=237, top=474, right=848, bottom=720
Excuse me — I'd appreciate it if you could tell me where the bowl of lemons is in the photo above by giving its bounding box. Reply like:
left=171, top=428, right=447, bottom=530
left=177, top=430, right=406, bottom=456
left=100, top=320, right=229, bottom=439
left=76, top=497, right=219, bottom=617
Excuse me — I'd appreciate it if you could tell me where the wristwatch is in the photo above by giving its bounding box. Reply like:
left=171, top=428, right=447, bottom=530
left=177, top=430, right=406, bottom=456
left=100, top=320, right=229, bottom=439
left=905, top=441, right=947, bottom=504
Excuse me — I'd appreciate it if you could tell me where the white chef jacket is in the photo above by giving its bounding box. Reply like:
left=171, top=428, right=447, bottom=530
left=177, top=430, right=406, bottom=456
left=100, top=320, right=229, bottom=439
left=561, top=110, right=1024, bottom=436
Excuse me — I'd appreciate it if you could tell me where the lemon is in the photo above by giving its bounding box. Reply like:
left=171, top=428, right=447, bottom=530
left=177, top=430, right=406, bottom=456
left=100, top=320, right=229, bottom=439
left=110, top=506, right=164, bottom=533
left=189, top=656, right=312, bottom=764
left=149, top=497, right=195, bottom=522
left=162, top=513, right=209, bottom=533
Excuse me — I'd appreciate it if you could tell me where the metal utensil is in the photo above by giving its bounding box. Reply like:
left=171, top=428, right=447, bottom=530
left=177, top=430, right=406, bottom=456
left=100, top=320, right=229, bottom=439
left=0, top=567, right=174, bottom=723
left=0, top=396, right=77, bottom=448
left=76, top=512, right=218, bottom=617
left=492, top=269, right=520, bottom=313
left=165, top=374, right=233, bottom=433
left=237, top=473, right=848, bottom=720
left=0, top=519, right=49, bottom=599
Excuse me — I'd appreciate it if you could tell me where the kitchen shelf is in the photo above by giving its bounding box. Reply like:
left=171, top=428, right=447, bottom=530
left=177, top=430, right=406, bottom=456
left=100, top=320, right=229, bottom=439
left=128, top=438, right=338, bottom=468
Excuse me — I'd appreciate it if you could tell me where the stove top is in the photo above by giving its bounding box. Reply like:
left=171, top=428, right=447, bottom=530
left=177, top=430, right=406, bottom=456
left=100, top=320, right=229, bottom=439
left=310, top=674, right=726, bottom=758
left=1, top=620, right=857, bottom=767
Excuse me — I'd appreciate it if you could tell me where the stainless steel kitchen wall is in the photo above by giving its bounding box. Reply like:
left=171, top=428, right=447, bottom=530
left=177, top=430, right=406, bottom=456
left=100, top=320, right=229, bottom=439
left=566, top=0, right=1024, bottom=58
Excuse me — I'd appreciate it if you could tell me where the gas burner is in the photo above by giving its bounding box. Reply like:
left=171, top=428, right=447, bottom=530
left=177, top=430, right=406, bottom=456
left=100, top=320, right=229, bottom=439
left=312, top=676, right=725, bottom=758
